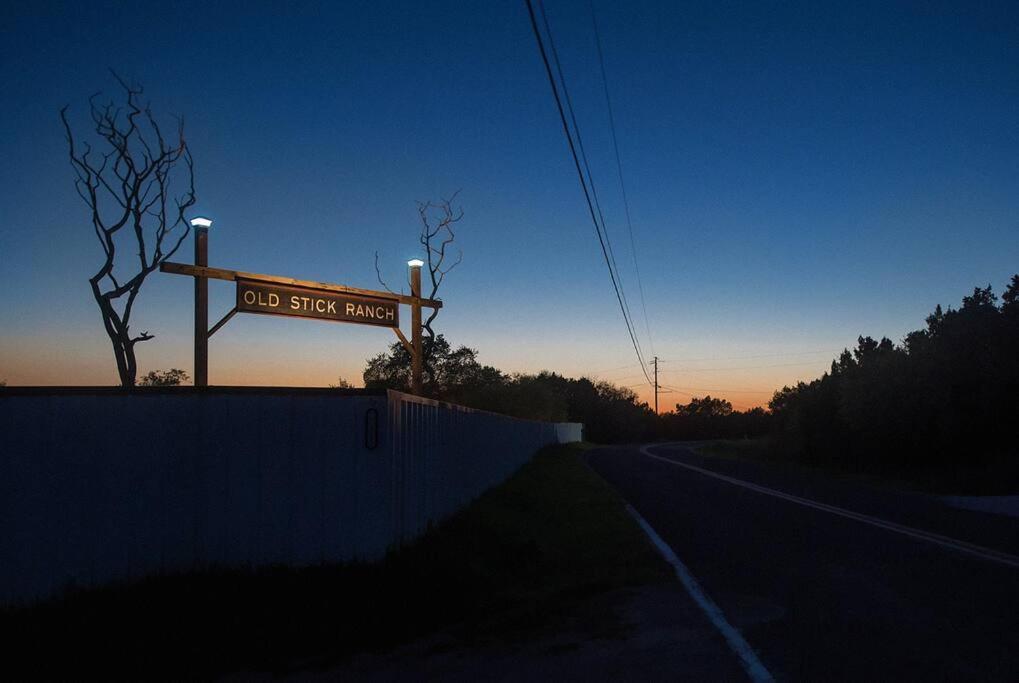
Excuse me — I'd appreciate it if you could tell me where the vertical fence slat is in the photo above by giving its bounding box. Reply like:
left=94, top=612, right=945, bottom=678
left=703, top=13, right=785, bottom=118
left=0, top=389, right=580, bottom=604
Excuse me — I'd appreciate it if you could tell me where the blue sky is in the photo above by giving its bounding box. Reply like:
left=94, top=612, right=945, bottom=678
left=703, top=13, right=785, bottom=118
left=1, top=1, right=1017, bottom=408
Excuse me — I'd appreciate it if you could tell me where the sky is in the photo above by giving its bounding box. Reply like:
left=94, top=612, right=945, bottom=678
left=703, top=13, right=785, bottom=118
left=1, top=0, right=1017, bottom=410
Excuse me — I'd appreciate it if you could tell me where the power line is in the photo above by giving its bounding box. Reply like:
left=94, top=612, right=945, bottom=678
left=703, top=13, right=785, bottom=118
left=536, top=0, right=648, bottom=372
left=602, top=358, right=828, bottom=382
left=657, top=349, right=840, bottom=363
left=589, top=0, right=654, bottom=358
left=588, top=362, right=643, bottom=374
left=615, top=376, right=780, bottom=394
left=657, top=359, right=834, bottom=373
left=595, top=374, right=647, bottom=384
left=664, top=385, right=777, bottom=394
left=525, top=0, right=652, bottom=386
left=659, top=385, right=694, bottom=397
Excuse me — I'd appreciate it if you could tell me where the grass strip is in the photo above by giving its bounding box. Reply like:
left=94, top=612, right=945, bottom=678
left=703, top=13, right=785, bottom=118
left=2, top=443, right=668, bottom=679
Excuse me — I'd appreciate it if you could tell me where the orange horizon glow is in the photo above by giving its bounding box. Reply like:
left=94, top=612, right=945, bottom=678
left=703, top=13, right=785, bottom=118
left=630, top=385, right=776, bottom=413
left=1, top=331, right=837, bottom=414
left=2, top=348, right=819, bottom=414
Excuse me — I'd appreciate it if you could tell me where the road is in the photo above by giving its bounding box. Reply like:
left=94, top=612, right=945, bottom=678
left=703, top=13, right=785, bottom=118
left=585, top=443, right=1019, bottom=682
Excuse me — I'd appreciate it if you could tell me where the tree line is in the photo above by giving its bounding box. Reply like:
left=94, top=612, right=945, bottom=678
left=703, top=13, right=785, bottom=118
left=362, top=335, right=770, bottom=443
left=769, top=275, right=1019, bottom=467
left=125, top=274, right=1018, bottom=462
left=364, top=275, right=1019, bottom=459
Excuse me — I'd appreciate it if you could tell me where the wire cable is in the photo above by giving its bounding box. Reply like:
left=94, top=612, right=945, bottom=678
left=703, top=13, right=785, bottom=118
left=536, top=0, right=647, bottom=370
left=657, top=349, right=840, bottom=363
left=656, top=359, right=834, bottom=373
left=664, top=385, right=777, bottom=394
left=588, top=362, right=643, bottom=374
left=589, top=0, right=655, bottom=357
left=525, top=0, right=652, bottom=386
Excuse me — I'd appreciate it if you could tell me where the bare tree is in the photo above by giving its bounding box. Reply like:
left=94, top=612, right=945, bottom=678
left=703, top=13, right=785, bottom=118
left=60, top=73, right=196, bottom=386
left=375, top=191, right=464, bottom=341
left=417, top=192, right=464, bottom=340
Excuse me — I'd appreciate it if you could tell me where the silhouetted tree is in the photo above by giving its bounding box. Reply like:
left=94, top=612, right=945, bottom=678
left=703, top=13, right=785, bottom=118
left=769, top=275, right=1019, bottom=468
left=363, top=334, right=502, bottom=401
left=1002, top=275, right=1019, bottom=310
left=656, top=395, right=770, bottom=442
left=362, top=335, right=776, bottom=443
left=60, top=73, right=196, bottom=386
left=675, top=396, right=733, bottom=417
left=138, top=368, right=189, bottom=386
left=375, top=192, right=464, bottom=336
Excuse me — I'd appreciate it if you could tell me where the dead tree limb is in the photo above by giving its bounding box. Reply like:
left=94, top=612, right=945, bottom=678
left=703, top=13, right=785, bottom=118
left=61, top=72, right=196, bottom=386
left=416, top=190, right=463, bottom=341
left=374, top=250, right=399, bottom=295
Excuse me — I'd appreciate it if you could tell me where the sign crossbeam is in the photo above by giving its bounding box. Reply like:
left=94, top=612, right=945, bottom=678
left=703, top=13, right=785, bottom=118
left=160, top=262, right=442, bottom=310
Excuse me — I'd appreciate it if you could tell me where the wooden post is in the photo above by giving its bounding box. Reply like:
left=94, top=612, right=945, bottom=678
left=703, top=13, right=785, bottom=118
left=409, top=260, right=423, bottom=395
left=194, top=225, right=209, bottom=388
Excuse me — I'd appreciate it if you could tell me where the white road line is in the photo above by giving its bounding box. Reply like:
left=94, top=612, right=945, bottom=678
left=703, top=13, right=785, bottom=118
left=640, top=444, right=1019, bottom=570
left=626, top=504, right=775, bottom=683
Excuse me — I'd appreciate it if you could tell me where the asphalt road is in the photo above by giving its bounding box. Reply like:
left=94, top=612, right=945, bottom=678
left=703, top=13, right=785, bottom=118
left=585, top=443, right=1019, bottom=682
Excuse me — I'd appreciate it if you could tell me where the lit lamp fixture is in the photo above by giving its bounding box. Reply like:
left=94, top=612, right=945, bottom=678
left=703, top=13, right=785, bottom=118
left=190, top=216, right=213, bottom=229
left=407, top=258, right=424, bottom=268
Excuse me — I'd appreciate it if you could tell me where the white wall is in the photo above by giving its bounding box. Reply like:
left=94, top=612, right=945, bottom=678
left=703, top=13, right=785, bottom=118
left=554, top=422, right=584, bottom=443
left=0, top=388, right=575, bottom=604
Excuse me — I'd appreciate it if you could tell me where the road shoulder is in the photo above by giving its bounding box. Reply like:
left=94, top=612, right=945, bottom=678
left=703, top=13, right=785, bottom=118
left=293, top=583, right=747, bottom=682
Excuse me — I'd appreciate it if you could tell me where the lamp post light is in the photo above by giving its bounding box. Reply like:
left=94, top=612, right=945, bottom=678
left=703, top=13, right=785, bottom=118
left=191, top=217, right=213, bottom=387
left=408, top=259, right=424, bottom=395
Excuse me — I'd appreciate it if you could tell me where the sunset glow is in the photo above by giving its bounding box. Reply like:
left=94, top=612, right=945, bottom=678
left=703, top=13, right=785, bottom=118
left=1, top=2, right=1016, bottom=416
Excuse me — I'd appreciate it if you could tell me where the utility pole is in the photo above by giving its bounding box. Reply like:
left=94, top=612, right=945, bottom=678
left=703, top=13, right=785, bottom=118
left=653, top=355, right=659, bottom=414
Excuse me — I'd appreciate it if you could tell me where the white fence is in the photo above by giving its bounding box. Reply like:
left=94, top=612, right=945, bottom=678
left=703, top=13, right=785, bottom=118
left=0, top=387, right=582, bottom=604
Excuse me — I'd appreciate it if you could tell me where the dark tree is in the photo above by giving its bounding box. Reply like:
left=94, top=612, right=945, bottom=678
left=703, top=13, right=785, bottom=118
left=137, top=368, right=189, bottom=386
left=363, top=334, right=502, bottom=400
left=60, top=73, right=196, bottom=386
left=675, top=395, right=734, bottom=417
left=1002, top=275, right=1019, bottom=311
left=768, top=275, right=1019, bottom=469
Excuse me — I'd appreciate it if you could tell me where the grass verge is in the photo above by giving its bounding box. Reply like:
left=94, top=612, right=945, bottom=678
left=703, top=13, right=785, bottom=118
left=696, top=438, right=1019, bottom=495
left=2, top=443, right=668, bottom=679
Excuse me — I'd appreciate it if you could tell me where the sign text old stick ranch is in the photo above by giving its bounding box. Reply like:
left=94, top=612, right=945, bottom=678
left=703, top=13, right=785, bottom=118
left=159, top=260, right=441, bottom=392
left=236, top=279, right=400, bottom=328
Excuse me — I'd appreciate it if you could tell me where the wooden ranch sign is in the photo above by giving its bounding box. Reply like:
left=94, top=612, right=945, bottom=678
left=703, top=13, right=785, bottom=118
left=236, top=279, right=399, bottom=328
left=160, top=258, right=440, bottom=391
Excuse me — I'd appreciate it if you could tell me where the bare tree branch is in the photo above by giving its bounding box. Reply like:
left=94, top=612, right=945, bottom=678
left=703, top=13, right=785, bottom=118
left=413, top=190, right=463, bottom=341
left=374, top=251, right=398, bottom=294
left=61, top=73, right=196, bottom=386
